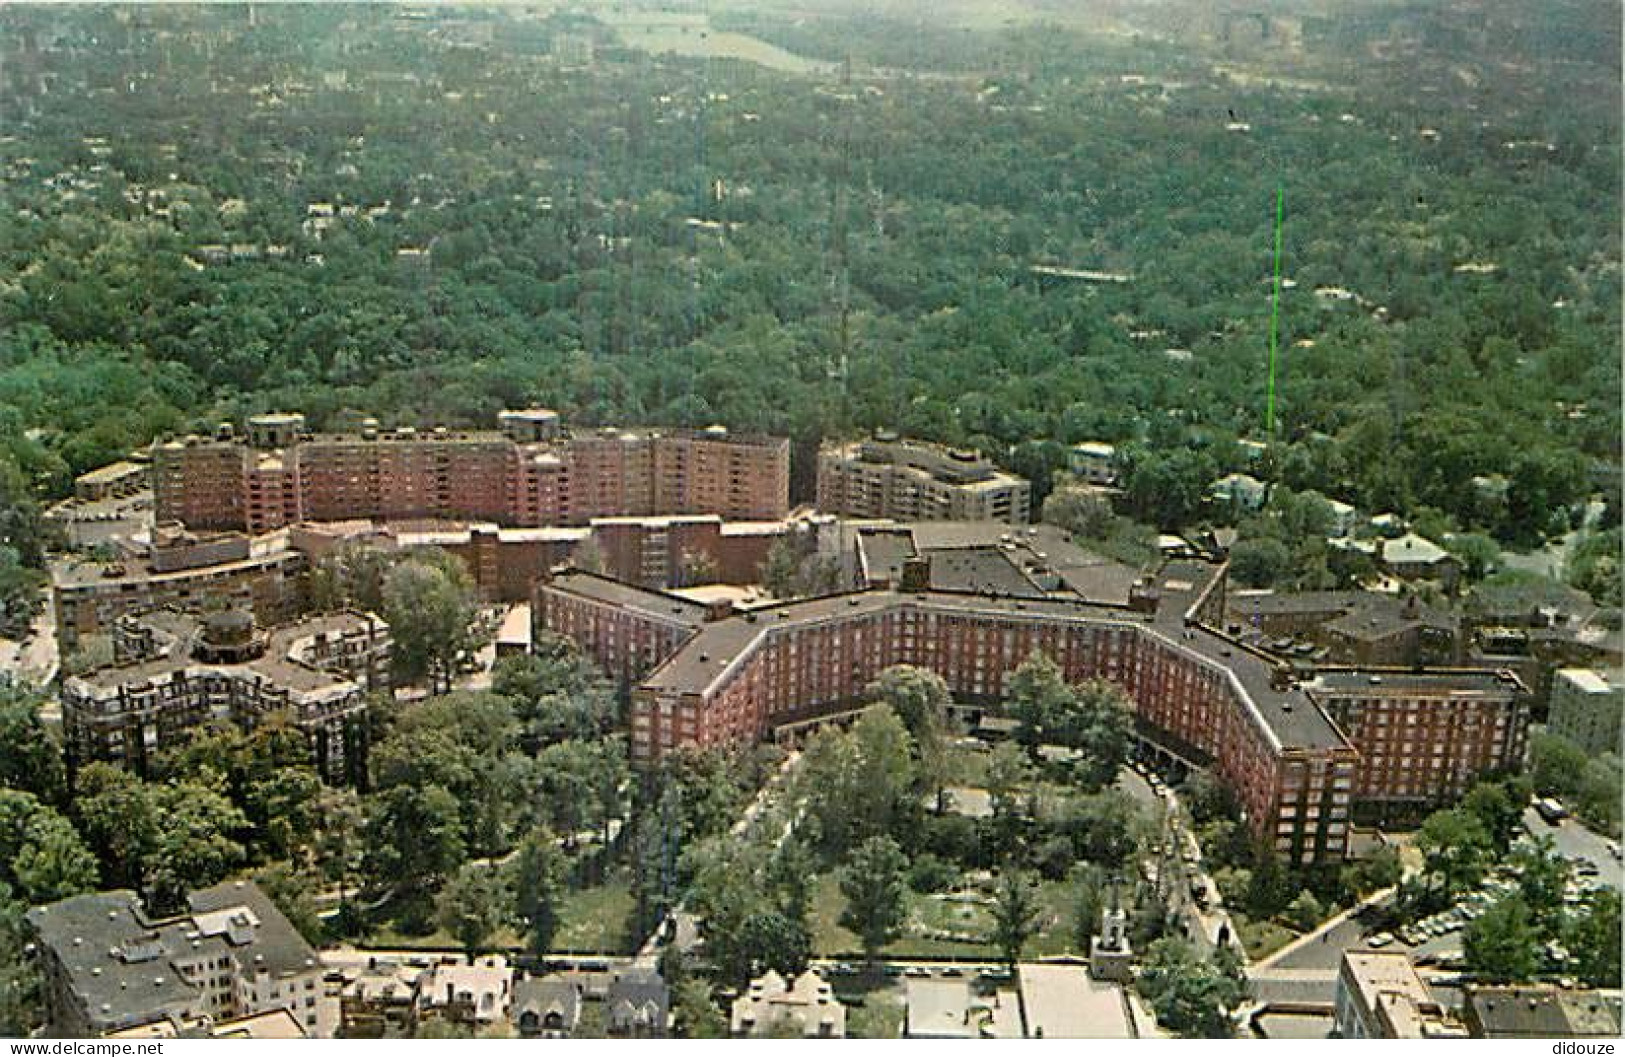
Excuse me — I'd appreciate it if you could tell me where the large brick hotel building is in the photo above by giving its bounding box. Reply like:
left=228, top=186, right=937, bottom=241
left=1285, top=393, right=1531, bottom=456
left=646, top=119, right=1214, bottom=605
left=540, top=557, right=1528, bottom=865
left=153, top=410, right=790, bottom=534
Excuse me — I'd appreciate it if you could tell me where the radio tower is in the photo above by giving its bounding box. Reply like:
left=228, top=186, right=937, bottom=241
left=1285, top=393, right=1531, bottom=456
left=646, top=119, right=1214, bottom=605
left=828, top=54, right=855, bottom=406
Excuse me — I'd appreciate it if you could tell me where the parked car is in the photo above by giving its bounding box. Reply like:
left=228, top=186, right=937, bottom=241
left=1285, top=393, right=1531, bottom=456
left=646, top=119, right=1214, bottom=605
left=1368, top=932, right=1394, bottom=949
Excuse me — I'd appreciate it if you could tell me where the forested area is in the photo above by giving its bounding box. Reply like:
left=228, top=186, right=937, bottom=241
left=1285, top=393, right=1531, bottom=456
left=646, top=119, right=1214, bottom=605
left=0, top=1, right=1617, bottom=544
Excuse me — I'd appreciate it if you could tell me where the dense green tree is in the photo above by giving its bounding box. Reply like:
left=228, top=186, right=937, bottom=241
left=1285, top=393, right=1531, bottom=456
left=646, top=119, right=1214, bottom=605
left=1414, top=808, right=1492, bottom=901
left=1343, top=846, right=1402, bottom=897
left=510, top=825, right=567, bottom=957
left=256, top=863, right=326, bottom=947
left=1529, top=732, right=1589, bottom=800
left=1284, top=889, right=1325, bottom=932
left=839, top=836, right=910, bottom=966
left=985, top=741, right=1034, bottom=827
left=1511, top=836, right=1569, bottom=935
left=798, top=707, right=916, bottom=856
left=363, top=783, right=467, bottom=929
left=990, top=870, right=1040, bottom=971
left=1461, top=778, right=1532, bottom=853
left=0, top=683, right=66, bottom=804
left=867, top=665, right=951, bottom=750
left=0, top=880, right=42, bottom=1036
left=1464, top=896, right=1541, bottom=983
left=71, top=762, right=160, bottom=890
left=672, top=978, right=729, bottom=1039
left=0, top=790, right=98, bottom=904
left=1070, top=863, right=1106, bottom=953
left=145, top=782, right=249, bottom=915
left=437, top=862, right=512, bottom=960
left=1137, top=937, right=1245, bottom=1038
left=492, top=648, right=616, bottom=748
left=1570, top=888, right=1622, bottom=989
left=381, top=555, right=478, bottom=692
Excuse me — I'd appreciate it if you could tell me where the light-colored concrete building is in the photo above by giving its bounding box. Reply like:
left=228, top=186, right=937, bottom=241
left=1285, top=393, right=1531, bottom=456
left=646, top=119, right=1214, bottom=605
left=818, top=437, right=1031, bottom=524
left=1548, top=667, right=1623, bottom=754
left=1334, top=951, right=1464, bottom=1038
left=1017, top=963, right=1138, bottom=1039
left=1069, top=441, right=1118, bottom=485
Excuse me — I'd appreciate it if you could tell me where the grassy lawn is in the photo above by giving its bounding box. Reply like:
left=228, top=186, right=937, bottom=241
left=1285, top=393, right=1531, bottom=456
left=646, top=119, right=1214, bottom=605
left=809, top=873, right=1083, bottom=960
left=362, top=874, right=635, bottom=955
left=555, top=875, right=636, bottom=954
left=1233, top=913, right=1299, bottom=961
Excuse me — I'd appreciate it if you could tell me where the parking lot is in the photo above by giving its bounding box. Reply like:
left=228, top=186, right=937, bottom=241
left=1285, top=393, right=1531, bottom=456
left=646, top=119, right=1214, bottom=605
left=1522, top=806, right=1624, bottom=893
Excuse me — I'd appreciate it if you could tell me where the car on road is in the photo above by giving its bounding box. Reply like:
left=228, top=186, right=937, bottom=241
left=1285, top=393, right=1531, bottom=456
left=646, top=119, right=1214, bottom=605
left=1536, top=797, right=1570, bottom=824
left=1608, top=841, right=1622, bottom=861
left=904, top=966, right=932, bottom=978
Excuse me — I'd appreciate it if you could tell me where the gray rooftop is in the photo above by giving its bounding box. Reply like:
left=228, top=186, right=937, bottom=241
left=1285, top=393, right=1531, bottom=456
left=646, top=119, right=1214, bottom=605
left=543, top=571, right=711, bottom=627
left=1309, top=669, right=1523, bottom=697
left=27, top=881, right=319, bottom=1035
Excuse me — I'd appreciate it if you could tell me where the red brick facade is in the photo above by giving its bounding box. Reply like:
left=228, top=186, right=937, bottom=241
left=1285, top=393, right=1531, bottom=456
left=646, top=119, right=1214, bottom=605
left=540, top=558, right=1531, bottom=866
left=153, top=414, right=790, bottom=535
left=1307, top=670, right=1527, bottom=817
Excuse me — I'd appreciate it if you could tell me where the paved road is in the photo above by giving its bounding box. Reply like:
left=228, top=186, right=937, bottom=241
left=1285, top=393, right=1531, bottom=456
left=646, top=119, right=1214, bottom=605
left=1523, top=807, right=1623, bottom=892
left=1267, top=913, right=1373, bottom=972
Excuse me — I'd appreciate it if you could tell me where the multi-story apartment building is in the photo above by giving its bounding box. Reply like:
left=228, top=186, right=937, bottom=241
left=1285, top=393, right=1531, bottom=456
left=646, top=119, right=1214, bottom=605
left=537, top=557, right=1351, bottom=864
left=52, top=534, right=307, bottom=653
left=817, top=437, right=1031, bottom=524
left=543, top=548, right=1538, bottom=865
left=534, top=571, right=716, bottom=690
left=1305, top=669, right=1527, bottom=821
left=153, top=410, right=790, bottom=535
left=60, top=608, right=388, bottom=783
left=1547, top=667, right=1622, bottom=755
left=27, top=881, right=337, bottom=1038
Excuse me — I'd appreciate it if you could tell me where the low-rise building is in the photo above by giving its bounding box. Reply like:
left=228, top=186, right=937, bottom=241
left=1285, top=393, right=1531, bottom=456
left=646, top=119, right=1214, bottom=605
left=1463, top=986, right=1621, bottom=1039
left=1017, top=963, right=1138, bottom=1039
left=1334, top=951, right=1464, bottom=1038
left=904, top=977, right=1021, bottom=1039
left=1547, top=667, right=1623, bottom=755
left=338, top=960, right=423, bottom=1037
left=1069, top=442, right=1118, bottom=486
left=52, top=534, right=307, bottom=654
left=730, top=970, right=846, bottom=1038
left=605, top=969, right=668, bottom=1037
left=1209, top=473, right=1267, bottom=514
left=512, top=975, right=582, bottom=1038
left=74, top=460, right=148, bottom=502
left=1227, top=590, right=1460, bottom=668
left=412, top=957, right=513, bottom=1030
left=27, top=881, right=336, bottom=1039
left=1381, top=532, right=1460, bottom=591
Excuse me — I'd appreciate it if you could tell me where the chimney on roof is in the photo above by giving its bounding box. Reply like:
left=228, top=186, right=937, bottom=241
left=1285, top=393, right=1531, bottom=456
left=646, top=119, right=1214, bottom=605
left=1129, top=579, right=1160, bottom=615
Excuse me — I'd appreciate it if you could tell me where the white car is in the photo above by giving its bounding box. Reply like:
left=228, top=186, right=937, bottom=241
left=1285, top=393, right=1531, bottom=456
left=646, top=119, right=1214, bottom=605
left=1368, top=932, right=1394, bottom=948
